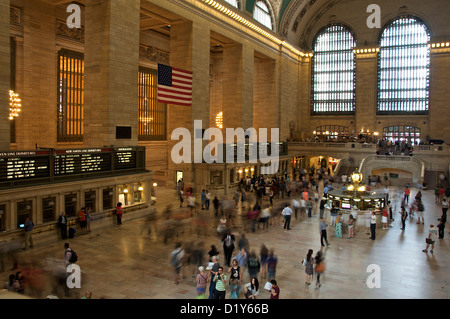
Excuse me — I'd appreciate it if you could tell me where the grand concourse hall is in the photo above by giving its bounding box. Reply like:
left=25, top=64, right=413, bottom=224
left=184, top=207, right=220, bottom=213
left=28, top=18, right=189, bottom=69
left=0, top=0, right=450, bottom=299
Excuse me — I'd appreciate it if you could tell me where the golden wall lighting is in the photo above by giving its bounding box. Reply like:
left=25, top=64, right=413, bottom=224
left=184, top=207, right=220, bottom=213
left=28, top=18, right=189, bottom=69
left=428, top=42, right=450, bottom=48
left=153, top=182, right=158, bottom=187
left=215, top=111, right=223, bottom=129
left=353, top=47, right=380, bottom=54
left=9, top=90, right=21, bottom=120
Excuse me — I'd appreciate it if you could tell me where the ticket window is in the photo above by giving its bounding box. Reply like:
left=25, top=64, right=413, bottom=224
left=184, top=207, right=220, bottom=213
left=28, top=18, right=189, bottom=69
left=134, top=184, right=144, bottom=203
left=0, top=204, right=6, bottom=232
left=17, top=200, right=32, bottom=229
left=42, top=197, right=56, bottom=223
left=65, top=194, right=77, bottom=217
left=119, top=186, right=129, bottom=206
left=85, top=191, right=96, bottom=212
left=103, top=188, right=114, bottom=210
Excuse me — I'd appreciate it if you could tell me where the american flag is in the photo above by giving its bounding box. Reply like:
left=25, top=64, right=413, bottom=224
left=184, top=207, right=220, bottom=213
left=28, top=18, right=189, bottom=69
left=157, top=63, right=193, bottom=106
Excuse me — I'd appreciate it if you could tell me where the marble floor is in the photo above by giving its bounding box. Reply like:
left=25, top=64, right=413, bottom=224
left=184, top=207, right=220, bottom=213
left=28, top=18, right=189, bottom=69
left=1, top=183, right=449, bottom=299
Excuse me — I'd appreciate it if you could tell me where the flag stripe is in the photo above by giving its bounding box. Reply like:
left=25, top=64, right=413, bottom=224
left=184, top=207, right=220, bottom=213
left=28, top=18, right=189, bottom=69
left=157, top=64, right=193, bottom=106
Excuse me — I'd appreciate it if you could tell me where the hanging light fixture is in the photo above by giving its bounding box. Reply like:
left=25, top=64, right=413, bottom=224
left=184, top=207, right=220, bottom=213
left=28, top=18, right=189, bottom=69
left=9, top=90, right=21, bottom=120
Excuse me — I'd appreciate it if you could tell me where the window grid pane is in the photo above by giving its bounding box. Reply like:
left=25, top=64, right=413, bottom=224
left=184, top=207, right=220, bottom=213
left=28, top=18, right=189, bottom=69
left=311, top=25, right=356, bottom=114
left=57, top=49, right=84, bottom=142
left=253, top=1, right=272, bottom=30
left=138, top=67, right=167, bottom=141
left=377, top=17, right=430, bottom=114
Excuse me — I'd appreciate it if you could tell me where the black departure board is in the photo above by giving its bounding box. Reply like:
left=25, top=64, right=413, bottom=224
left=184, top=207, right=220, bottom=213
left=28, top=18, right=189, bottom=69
left=115, top=148, right=137, bottom=170
left=0, top=146, right=145, bottom=188
left=0, top=151, right=51, bottom=181
left=54, top=148, right=112, bottom=175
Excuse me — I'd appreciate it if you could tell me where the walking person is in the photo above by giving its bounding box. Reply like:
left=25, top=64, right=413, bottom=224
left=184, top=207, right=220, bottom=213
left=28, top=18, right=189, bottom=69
left=404, top=186, right=410, bottom=204
left=85, top=206, right=92, bottom=233
left=222, top=230, right=235, bottom=267
left=369, top=211, right=377, bottom=240
left=437, top=218, right=445, bottom=239
left=441, top=198, right=448, bottom=222
left=381, top=206, right=389, bottom=229
left=260, top=244, right=269, bottom=280
left=347, top=214, right=355, bottom=239
left=57, top=212, right=68, bottom=240
left=282, top=204, right=293, bottom=230
left=266, top=249, right=278, bottom=281
left=115, top=202, right=123, bottom=225
left=319, top=218, right=330, bottom=247
left=213, top=267, right=227, bottom=299
left=78, top=207, right=87, bottom=235
left=303, top=249, right=314, bottom=285
left=23, top=217, right=34, bottom=250
left=247, top=250, right=261, bottom=280
left=400, top=206, right=408, bottom=231
left=196, top=266, right=208, bottom=299
left=422, top=224, right=438, bottom=253
left=314, top=250, right=325, bottom=288
left=335, top=212, right=343, bottom=238
left=208, top=256, right=220, bottom=299
left=170, top=242, right=185, bottom=285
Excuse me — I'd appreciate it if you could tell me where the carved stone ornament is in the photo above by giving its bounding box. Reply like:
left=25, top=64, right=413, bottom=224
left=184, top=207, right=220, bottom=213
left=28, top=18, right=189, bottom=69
left=56, top=19, right=85, bottom=43
left=139, top=45, right=169, bottom=65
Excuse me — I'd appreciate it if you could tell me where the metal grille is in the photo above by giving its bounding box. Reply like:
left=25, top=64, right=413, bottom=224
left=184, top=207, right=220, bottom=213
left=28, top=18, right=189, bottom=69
left=377, top=17, right=430, bottom=114
left=57, top=49, right=84, bottom=142
left=311, top=25, right=356, bottom=114
left=138, top=67, right=167, bottom=141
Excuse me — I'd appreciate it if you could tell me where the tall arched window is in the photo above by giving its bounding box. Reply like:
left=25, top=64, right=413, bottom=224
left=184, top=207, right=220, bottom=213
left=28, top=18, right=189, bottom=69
left=311, top=24, right=356, bottom=114
left=223, top=0, right=240, bottom=9
left=253, top=1, right=273, bottom=30
left=377, top=16, right=430, bottom=114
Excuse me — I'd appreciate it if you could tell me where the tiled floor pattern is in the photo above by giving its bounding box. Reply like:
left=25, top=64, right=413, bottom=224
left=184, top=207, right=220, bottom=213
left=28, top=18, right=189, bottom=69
left=1, top=183, right=449, bottom=299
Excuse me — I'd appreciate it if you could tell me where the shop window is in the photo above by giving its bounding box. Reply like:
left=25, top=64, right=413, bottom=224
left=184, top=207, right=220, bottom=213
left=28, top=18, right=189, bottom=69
left=103, top=188, right=114, bottom=210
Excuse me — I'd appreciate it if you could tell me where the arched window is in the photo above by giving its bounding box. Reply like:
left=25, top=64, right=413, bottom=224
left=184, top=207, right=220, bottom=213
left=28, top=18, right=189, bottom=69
left=253, top=1, right=273, bottom=30
left=311, top=24, right=356, bottom=114
left=377, top=16, right=430, bottom=114
left=223, top=0, right=239, bottom=9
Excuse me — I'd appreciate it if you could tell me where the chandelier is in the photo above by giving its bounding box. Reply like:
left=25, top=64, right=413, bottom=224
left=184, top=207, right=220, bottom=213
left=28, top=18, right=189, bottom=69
left=9, top=90, right=21, bottom=120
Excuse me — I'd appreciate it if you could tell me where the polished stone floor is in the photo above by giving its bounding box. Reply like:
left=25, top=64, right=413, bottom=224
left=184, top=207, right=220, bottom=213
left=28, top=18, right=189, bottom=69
left=1, top=182, right=449, bottom=299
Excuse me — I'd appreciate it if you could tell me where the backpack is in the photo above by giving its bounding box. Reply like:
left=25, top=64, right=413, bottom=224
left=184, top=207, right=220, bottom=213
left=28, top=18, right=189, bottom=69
left=170, top=250, right=180, bottom=266
left=418, top=202, right=424, bottom=212
left=248, top=256, right=259, bottom=269
left=67, top=249, right=78, bottom=263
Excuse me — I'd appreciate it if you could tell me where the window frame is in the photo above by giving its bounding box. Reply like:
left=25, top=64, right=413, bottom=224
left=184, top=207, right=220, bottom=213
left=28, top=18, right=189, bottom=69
left=253, top=0, right=274, bottom=30
left=310, top=23, right=357, bottom=116
left=57, top=49, right=84, bottom=142
left=376, top=15, right=431, bottom=115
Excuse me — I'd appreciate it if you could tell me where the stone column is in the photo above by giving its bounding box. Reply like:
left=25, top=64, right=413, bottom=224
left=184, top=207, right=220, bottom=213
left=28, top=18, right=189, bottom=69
left=0, top=0, right=11, bottom=149
left=84, top=0, right=140, bottom=148
left=167, top=20, right=210, bottom=190
left=355, top=53, right=377, bottom=133
left=429, top=50, right=450, bottom=143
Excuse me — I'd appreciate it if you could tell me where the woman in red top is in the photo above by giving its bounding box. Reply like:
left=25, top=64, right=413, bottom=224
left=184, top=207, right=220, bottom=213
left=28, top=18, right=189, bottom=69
left=115, top=202, right=123, bottom=225
left=78, top=207, right=87, bottom=235
left=382, top=207, right=389, bottom=229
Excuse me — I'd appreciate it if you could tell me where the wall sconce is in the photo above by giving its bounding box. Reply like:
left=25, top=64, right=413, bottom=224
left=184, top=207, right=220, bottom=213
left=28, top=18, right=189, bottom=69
left=152, top=182, right=157, bottom=187
left=123, top=187, right=128, bottom=193
left=138, top=184, right=144, bottom=191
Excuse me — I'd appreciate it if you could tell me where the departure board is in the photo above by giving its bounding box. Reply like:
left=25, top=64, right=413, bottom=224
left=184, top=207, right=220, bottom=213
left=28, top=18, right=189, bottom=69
left=0, top=151, right=51, bottom=181
left=54, top=148, right=112, bottom=175
left=115, top=148, right=137, bottom=170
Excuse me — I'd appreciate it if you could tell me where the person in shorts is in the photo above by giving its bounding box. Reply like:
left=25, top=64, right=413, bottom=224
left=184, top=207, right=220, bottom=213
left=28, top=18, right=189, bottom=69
left=422, top=224, right=438, bottom=253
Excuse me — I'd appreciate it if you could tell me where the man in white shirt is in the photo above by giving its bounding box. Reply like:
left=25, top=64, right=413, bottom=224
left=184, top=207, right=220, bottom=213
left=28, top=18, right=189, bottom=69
left=423, top=224, right=438, bottom=253
left=282, top=204, right=293, bottom=230
left=369, top=211, right=377, bottom=240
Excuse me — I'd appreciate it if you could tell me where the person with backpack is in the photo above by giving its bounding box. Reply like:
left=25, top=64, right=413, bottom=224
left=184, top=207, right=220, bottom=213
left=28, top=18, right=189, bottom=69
left=222, top=230, right=235, bottom=267
left=64, top=243, right=77, bottom=266
left=170, top=242, right=185, bottom=285
left=416, top=199, right=425, bottom=225
left=247, top=250, right=261, bottom=279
